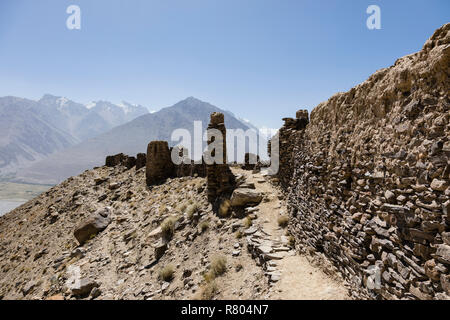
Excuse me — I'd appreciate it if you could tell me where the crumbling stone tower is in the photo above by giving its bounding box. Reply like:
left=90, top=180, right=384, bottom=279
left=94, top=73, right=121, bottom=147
left=206, top=112, right=235, bottom=202
left=146, top=141, right=175, bottom=185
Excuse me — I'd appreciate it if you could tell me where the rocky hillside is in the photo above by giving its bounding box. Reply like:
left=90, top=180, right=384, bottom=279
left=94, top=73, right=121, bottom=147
left=0, top=112, right=350, bottom=301
left=277, top=23, right=449, bottom=299
left=0, top=164, right=268, bottom=300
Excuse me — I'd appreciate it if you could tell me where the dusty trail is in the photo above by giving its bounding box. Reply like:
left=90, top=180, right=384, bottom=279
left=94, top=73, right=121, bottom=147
left=233, top=168, right=350, bottom=300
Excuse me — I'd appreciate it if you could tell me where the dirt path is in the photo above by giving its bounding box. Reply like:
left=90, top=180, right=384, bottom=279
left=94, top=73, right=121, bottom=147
left=233, top=168, right=350, bottom=300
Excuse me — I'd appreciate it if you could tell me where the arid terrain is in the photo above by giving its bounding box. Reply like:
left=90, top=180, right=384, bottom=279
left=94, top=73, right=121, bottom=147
left=0, top=164, right=350, bottom=300
left=0, top=23, right=448, bottom=301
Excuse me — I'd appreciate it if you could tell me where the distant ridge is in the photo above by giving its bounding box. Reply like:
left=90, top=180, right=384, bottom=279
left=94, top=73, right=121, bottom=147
left=14, top=97, right=265, bottom=185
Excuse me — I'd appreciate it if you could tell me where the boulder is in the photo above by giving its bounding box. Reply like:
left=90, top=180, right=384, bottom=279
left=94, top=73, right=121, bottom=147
left=230, top=188, right=262, bottom=207
left=74, top=207, right=112, bottom=245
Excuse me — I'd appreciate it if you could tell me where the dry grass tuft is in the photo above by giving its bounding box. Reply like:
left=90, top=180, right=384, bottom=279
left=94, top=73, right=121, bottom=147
left=210, top=255, right=227, bottom=277
left=161, top=217, right=176, bottom=240
left=243, top=216, right=253, bottom=229
left=199, top=220, right=209, bottom=233
left=186, top=202, right=199, bottom=220
left=200, top=281, right=218, bottom=300
left=277, top=215, right=289, bottom=228
left=218, top=199, right=231, bottom=218
left=159, top=264, right=175, bottom=282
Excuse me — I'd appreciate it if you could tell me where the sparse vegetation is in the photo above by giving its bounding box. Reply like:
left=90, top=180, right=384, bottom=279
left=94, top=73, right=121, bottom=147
left=218, top=199, right=231, bottom=218
left=199, top=220, right=209, bottom=233
left=161, top=217, right=176, bottom=240
left=288, top=235, right=295, bottom=247
left=235, top=230, right=243, bottom=239
left=200, top=281, right=218, bottom=300
left=210, top=255, right=227, bottom=276
left=176, top=202, right=187, bottom=213
left=159, top=264, right=175, bottom=282
left=186, top=202, right=199, bottom=220
left=158, top=204, right=167, bottom=215
left=243, top=216, right=252, bottom=228
left=277, top=215, right=289, bottom=228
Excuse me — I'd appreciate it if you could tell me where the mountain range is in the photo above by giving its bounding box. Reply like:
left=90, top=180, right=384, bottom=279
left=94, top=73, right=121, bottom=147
left=1, top=95, right=265, bottom=185
left=0, top=95, right=149, bottom=178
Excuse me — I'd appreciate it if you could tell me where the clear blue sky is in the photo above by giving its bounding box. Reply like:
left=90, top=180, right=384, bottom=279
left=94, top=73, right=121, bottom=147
left=0, top=0, right=448, bottom=128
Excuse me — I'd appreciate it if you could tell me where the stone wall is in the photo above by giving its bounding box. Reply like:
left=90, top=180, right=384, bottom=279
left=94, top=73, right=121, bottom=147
left=279, top=24, right=450, bottom=300
left=145, top=142, right=207, bottom=186
left=275, top=110, right=309, bottom=187
left=146, top=141, right=175, bottom=185
left=105, top=153, right=136, bottom=170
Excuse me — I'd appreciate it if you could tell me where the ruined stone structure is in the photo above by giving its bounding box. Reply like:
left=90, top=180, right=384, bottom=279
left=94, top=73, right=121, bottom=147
left=276, top=24, right=450, bottom=300
left=136, top=153, right=147, bottom=170
left=275, top=110, right=309, bottom=187
left=242, top=153, right=261, bottom=171
left=105, top=153, right=137, bottom=170
left=106, top=144, right=206, bottom=186
left=105, top=153, right=127, bottom=167
left=206, top=112, right=235, bottom=203
left=145, top=141, right=175, bottom=185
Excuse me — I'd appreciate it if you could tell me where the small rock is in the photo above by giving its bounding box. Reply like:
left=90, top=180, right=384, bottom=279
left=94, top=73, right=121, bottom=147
left=74, top=207, right=112, bottom=245
left=230, top=188, right=263, bottom=207
left=70, top=278, right=99, bottom=297
left=431, top=179, right=448, bottom=191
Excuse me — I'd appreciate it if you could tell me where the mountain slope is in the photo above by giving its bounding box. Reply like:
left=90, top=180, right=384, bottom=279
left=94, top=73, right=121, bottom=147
left=0, top=95, right=149, bottom=176
left=16, top=97, right=264, bottom=184
left=39, top=95, right=149, bottom=141
left=0, top=97, right=78, bottom=175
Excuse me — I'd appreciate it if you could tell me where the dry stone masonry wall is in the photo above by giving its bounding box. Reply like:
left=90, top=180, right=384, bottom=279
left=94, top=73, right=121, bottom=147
left=277, top=24, right=450, bottom=300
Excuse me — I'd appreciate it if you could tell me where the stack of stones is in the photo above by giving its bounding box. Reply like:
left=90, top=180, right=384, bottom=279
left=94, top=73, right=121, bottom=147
left=278, top=24, right=450, bottom=300
left=205, top=112, right=235, bottom=203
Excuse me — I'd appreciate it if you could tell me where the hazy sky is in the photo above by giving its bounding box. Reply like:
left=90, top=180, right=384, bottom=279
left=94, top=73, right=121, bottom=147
left=0, top=0, right=448, bottom=128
